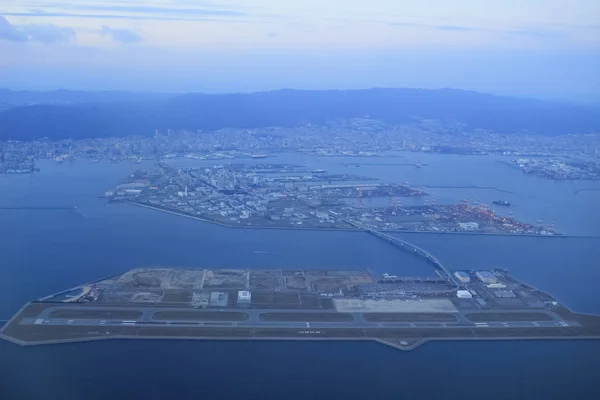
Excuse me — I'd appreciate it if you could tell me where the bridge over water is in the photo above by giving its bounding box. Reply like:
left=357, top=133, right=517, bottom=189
left=366, top=230, right=459, bottom=288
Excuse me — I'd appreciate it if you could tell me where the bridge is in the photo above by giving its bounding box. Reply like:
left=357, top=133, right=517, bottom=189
left=366, top=230, right=459, bottom=288
left=340, top=218, right=458, bottom=287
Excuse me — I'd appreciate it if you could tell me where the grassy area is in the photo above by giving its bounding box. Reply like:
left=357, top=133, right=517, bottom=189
left=465, top=312, right=553, bottom=322
left=259, top=312, right=354, bottom=322
left=153, top=311, right=248, bottom=321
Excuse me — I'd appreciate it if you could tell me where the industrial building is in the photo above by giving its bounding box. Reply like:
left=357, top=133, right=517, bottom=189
left=209, top=292, right=228, bottom=307
left=454, top=271, right=470, bottom=283
left=237, top=291, right=252, bottom=305
left=476, top=271, right=498, bottom=284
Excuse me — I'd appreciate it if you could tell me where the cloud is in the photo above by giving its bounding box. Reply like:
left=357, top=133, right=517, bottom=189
left=0, top=15, right=28, bottom=41
left=101, top=26, right=142, bottom=44
left=436, top=25, right=480, bottom=32
left=0, top=15, right=75, bottom=43
left=390, top=21, right=564, bottom=37
left=390, top=21, right=485, bottom=32
left=2, top=4, right=246, bottom=22
left=55, top=4, right=245, bottom=17
left=2, top=11, right=244, bottom=22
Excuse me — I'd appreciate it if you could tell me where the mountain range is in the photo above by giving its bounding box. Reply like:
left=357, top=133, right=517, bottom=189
left=0, top=88, right=598, bottom=140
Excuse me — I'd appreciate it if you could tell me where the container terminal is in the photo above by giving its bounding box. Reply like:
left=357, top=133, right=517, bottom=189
left=2, top=266, right=599, bottom=351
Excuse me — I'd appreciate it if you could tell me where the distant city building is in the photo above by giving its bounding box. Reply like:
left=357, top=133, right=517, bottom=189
left=475, top=271, right=498, bottom=284
left=454, top=271, right=471, bottom=283
left=458, top=222, right=479, bottom=231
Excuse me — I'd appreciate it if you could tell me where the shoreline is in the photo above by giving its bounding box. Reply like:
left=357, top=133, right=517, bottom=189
left=2, top=331, right=598, bottom=350
left=126, top=201, right=362, bottom=233
left=125, top=202, right=600, bottom=238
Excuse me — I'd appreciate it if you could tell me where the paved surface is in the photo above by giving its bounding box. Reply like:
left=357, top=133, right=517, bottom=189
left=20, top=304, right=572, bottom=331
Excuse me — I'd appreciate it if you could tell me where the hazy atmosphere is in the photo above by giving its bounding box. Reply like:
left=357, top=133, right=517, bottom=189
left=1, top=0, right=599, bottom=100
left=2, top=2, right=600, bottom=400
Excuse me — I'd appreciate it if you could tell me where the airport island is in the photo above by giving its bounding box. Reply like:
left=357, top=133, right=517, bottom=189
left=3, top=264, right=599, bottom=350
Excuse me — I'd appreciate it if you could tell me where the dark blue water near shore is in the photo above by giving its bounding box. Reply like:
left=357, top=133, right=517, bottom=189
left=1, top=340, right=600, bottom=400
left=1, top=157, right=600, bottom=399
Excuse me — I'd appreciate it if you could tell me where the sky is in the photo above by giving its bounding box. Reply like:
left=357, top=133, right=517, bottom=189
left=1, top=0, right=599, bottom=100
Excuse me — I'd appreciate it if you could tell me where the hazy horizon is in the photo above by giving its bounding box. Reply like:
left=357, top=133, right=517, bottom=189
left=1, top=0, right=599, bottom=101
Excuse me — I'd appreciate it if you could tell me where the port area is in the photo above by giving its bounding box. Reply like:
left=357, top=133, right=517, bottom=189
left=501, top=158, right=600, bottom=180
left=103, top=163, right=556, bottom=236
left=2, top=268, right=599, bottom=350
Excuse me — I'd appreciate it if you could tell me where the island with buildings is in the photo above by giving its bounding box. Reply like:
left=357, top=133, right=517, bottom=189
left=2, top=213, right=597, bottom=349
left=2, top=263, right=599, bottom=350
left=103, top=162, right=559, bottom=235
left=502, top=158, right=600, bottom=180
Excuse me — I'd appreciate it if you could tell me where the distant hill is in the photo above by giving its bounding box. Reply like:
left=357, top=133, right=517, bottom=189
left=0, top=89, right=173, bottom=108
left=0, top=88, right=598, bottom=140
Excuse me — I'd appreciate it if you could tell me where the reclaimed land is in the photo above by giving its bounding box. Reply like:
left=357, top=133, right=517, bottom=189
left=127, top=201, right=359, bottom=232
left=126, top=201, right=600, bottom=238
left=4, top=322, right=598, bottom=350
left=3, top=303, right=600, bottom=350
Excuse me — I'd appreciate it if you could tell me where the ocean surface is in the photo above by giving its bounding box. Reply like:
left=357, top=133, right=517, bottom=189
left=1, top=155, right=599, bottom=399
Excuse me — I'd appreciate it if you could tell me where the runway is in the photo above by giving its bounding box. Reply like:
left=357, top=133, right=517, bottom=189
left=19, top=304, right=570, bottom=331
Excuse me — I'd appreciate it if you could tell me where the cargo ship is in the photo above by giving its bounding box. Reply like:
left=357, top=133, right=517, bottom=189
left=492, top=200, right=511, bottom=206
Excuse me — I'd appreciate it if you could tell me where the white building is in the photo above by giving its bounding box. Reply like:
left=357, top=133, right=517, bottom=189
left=454, top=271, right=471, bottom=283
left=457, top=290, right=473, bottom=299
left=237, top=291, right=251, bottom=305
left=458, top=222, right=479, bottom=231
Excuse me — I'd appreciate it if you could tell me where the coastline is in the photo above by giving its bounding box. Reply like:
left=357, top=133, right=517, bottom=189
left=2, top=331, right=598, bottom=350
left=125, top=201, right=600, bottom=239
left=126, top=201, right=362, bottom=233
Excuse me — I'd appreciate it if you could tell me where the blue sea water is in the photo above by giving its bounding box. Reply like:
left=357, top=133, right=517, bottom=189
left=1, top=156, right=599, bottom=399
